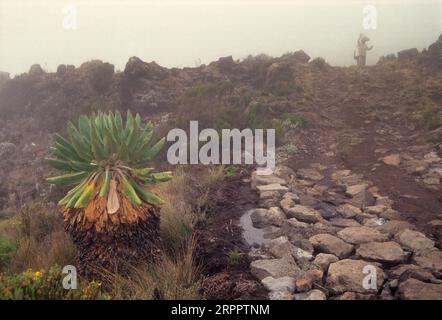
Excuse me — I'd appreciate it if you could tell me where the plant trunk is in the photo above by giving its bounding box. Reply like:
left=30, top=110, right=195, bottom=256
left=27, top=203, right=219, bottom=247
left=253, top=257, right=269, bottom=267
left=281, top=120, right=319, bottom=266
left=63, top=202, right=161, bottom=280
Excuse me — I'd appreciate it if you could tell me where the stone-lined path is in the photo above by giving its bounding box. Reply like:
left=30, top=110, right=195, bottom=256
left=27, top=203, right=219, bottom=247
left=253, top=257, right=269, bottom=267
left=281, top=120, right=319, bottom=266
left=242, top=164, right=442, bottom=300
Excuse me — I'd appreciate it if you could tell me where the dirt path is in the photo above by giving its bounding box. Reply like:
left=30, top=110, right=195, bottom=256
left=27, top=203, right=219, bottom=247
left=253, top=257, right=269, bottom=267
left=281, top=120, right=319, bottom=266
left=302, top=67, right=441, bottom=232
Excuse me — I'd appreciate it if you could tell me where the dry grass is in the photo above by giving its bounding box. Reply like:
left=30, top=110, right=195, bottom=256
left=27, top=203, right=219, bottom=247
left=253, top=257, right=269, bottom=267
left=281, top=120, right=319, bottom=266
left=0, top=202, right=77, bottom=273
left=107, top=238, right=202, bottom=300
left=154, top=167, right=203, bottom=252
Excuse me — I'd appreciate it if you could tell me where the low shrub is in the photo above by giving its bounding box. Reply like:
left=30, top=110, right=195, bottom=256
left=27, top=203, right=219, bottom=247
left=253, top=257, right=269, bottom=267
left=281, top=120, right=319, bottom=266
left=310, top=57, right=328, bottom=69
left=0, top=235, right=16, bottom=270
left=0, top=265, right=110, bottom=300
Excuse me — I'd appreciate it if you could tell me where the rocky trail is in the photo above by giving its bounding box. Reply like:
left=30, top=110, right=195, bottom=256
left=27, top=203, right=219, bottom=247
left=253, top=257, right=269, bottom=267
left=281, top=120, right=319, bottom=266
left=238, top=67, right=442, bottom=300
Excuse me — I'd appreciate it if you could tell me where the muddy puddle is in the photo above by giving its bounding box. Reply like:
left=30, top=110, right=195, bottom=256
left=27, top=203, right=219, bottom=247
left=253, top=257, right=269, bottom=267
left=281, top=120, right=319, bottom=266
left=239, top=209, right=277, bottom=250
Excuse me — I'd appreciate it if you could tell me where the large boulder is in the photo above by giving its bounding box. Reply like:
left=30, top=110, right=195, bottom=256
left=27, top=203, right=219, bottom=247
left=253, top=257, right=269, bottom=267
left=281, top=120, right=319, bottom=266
left=56, top=64, right=75, bottom=76
left=0, top=71, right=10, bottom=87
left=397, top=48, right=419, bottom=60
left=265, top=61, right=294, bottom=85
left=124, top=56, right=169, bottom=80
left=56, top=64, right=67, bottom=75
left=28, top=64, right=45, bottom=76
left=419, top=34, right=442, bottom=70
left=79, top=60, right=115, bottom=92
left=291, top=50, right=311, bottom=64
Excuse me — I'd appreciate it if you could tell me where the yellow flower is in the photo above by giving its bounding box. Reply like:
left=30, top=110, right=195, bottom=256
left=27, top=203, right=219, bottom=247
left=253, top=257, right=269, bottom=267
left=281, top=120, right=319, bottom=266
left=32, top=271, right=43, bottom=281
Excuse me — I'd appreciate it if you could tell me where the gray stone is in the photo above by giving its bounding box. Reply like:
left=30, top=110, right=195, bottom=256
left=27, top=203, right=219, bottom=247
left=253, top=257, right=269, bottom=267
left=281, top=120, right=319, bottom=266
left=251, top=207, right=287, bottom=228
left=261, top=276, right=295, bottom=293
left=398, top=278, right=442, bottom=300
left=379, top=209, right=402, bottom=220
left=326, top=259, right=385, bottom=294
left=292, top=247, right=314, bottom=261
left=251, top=171, right=287, bottom=189
left=257, top=183, right=288, bottom=194
left=297, top=168, right=324, bottom=181
left=362, top=217, right=386, bottom=228
left=259, top=190, right=280, bottom=200
left=268, top=291, right=294, bottom=300
left=397, top=48, right=419, bottom=60
left=287, top=205, right=323, bottom=223
left=428, top=219, right=442, bottom=227
left=29, top=64, right=44, bottom=75
left=294, top=289, right=326, bottom=300
left=356, top=241, right=405, bottom=264
left=267, top=236, right=295, bottom=258
left=337, top=226, right=389, bottom=245
left=251, top=256, right=302, bottom=280
left=346, top=184, right=367, bottom=197
left=280, top=197, right=296, bottom=213
left=330, top=218, right=361, bottom=228
left=345, top=184, right=375, bottom=207
left=389, top=264, right=421, bottom=279
left=273, top=165, right=295, bottom=181
left=382, top=154, right=401, bottom=166
left=287, top=218, right=310, bottom=229
left=394, top=229, right=435, bottom=252
left=337, top=204, right=361, bottom=218
left=309, top=234, right=354, bottom=259
left=423, top=176, right=440, bottom=185
left=312, top=222, right=341, bottom=234
left=375, top=196, right=394, bottom=207
left=376, top=220, right=413, bottom=235
left=313, top=253, right=339, bottom=271
left=413, top=249, right=442, bottom=272
left=334, top=292, right=373, bottom=300
left=365, top=205, right=387, bottom=215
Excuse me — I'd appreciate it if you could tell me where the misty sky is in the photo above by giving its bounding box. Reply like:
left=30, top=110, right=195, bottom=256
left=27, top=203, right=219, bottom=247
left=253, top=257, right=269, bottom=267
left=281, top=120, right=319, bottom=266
left=0, top=0, right=441, bottom=75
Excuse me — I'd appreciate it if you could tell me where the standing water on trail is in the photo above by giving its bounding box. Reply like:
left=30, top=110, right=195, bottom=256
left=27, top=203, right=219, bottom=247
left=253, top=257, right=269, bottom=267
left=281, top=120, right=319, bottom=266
left=239, top=209, right=277, bottom=249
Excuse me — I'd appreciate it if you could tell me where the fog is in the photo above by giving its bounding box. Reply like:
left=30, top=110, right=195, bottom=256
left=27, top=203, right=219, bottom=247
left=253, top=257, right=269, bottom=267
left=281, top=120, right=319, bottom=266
left=0, top=0, right=441, bottom=75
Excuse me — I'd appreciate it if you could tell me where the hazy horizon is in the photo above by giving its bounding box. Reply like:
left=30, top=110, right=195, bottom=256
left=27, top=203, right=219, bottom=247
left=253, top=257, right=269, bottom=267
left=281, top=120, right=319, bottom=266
left=0, top=0, right=441, bottom=75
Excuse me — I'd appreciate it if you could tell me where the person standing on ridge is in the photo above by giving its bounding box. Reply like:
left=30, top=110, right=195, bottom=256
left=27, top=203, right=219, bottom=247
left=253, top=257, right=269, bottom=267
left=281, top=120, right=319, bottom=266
left=354, top=34, right=373, bottom=67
